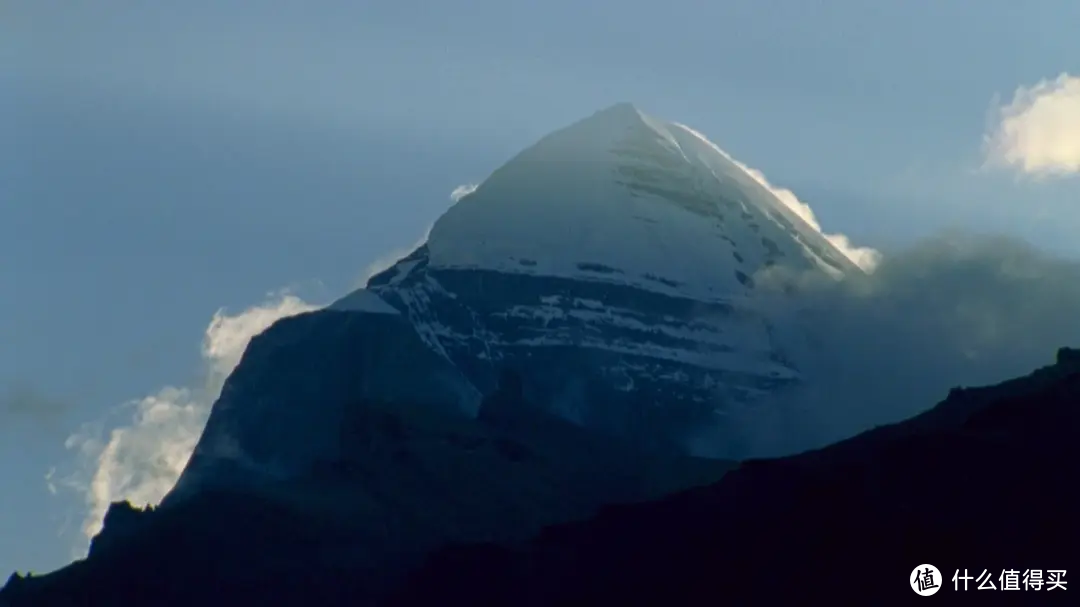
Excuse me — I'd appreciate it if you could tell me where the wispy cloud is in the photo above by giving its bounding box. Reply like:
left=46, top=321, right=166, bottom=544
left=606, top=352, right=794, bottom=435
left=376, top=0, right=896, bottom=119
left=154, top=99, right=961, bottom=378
left=54, top=293, right=319, bottom=552
left=672, top=123, right=882, bottom=272
left=983, top=73, right=1080, bottom=178
left=450, top=183, right=479, bottom=202
left=734, top=163, right=882, bottom=272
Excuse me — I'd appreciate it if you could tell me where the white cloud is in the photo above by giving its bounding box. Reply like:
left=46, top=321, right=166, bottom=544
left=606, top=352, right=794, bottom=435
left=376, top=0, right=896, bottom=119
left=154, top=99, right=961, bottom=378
left=984, top=73, right=1080, bottom=178
left=672, top=123, right=882, bottom=272
left=450, top=183, right=479, bottom=202
left=735, top=163, right=882, bottom=272
left=56, top=293, right=318, bottom=552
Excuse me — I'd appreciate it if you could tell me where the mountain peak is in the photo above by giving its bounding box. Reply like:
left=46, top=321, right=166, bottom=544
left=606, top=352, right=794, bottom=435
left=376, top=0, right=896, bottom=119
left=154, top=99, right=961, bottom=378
left=575, top=101, right=649, bottom=127
left=344, top=106, right=867, bottom=454
left=422, top=105, right=858, bottom=304
left=496, top=101, right=661, bottom=166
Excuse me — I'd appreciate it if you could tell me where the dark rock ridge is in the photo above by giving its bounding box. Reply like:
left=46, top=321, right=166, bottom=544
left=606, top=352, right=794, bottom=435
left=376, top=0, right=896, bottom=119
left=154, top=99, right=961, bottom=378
left=387, top=348, right=1080, bottom=606
left=3, top=348, right=1076, bottom=606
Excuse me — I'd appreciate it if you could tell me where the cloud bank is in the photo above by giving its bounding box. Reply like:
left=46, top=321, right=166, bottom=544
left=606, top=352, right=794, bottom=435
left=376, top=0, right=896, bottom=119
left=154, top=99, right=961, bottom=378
left=671, top=122, right=882, bottom=272
left=984, top=73, right=1080, bottom=178
left=691, top=232, right=1080, bottom=459
left=57, top=294, right=318, bottom=550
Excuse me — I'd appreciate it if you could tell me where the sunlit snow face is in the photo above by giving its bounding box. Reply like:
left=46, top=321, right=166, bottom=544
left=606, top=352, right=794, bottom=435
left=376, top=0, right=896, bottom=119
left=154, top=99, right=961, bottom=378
left=422, top=104, right=871, bottom=308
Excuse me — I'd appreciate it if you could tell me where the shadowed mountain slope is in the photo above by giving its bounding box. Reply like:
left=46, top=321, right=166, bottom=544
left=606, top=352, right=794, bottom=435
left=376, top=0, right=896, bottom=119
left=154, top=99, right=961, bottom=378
left=388, top=348, right=1080, bottom=606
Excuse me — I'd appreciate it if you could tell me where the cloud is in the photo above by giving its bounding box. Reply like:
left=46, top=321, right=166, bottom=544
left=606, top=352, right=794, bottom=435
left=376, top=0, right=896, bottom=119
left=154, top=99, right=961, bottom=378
left=55, top=293, right=319, bottom=551
left=671, top=123, right=882, bottom=272
left=983, top=73, right=1080, bottom=178
left=450, top=183, right=479, bottom=202
left=688, top=232, right=1080, bottom=459
left=734, top=163, right=883, bottom=272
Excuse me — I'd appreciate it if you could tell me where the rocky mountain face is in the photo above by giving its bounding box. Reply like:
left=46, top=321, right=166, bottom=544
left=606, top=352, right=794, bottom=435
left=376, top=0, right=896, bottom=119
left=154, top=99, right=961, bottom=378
left=357, top=103, right=863, bottom=455
left=162, top=102, right=864, bottom=509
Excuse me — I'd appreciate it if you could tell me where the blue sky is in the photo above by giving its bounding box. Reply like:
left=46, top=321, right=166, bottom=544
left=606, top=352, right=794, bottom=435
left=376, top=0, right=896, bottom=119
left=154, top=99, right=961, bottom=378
left=3, top=0, right=1080, bottom=575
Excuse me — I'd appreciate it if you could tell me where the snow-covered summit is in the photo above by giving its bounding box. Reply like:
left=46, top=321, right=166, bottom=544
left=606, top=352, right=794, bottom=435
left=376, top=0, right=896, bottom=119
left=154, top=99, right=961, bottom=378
left=172, top=104, right=869, bottom=501
left=427, top=103, right=859, bottom=304
left=337, top=103, right=870, bottom=454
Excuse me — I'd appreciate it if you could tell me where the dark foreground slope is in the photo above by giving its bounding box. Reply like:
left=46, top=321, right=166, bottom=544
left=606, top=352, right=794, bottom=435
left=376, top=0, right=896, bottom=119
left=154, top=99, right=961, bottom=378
left=3, top=350, right=1077, bottom=606
left=0, top=364, right=731, bottom=607
left=389, top=348, right=1080, bottom=606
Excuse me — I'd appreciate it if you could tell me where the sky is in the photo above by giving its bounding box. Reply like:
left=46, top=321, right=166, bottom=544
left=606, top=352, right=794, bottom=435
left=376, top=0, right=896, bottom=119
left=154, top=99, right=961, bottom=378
left=3, top=0, right=1080, bottom=576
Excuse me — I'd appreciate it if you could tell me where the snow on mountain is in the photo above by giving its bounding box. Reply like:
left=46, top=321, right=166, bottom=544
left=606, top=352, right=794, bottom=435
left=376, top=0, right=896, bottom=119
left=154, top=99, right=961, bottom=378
left=170, top=102, right=865, bottom=502
left=353, top=103, right=862, bottom=453
left=428, top=102, right=860, bottom=304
